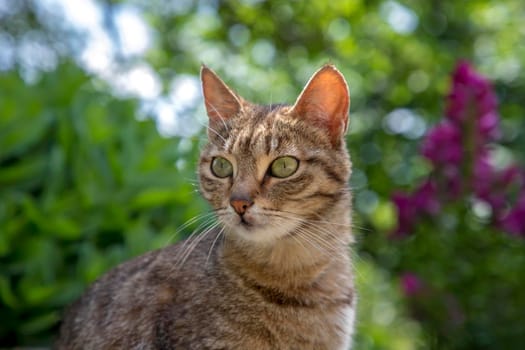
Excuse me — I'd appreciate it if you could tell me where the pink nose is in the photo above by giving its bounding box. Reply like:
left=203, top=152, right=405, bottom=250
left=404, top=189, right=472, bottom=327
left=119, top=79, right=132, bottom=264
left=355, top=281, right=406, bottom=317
left=230, top=198, right=253, bottom=215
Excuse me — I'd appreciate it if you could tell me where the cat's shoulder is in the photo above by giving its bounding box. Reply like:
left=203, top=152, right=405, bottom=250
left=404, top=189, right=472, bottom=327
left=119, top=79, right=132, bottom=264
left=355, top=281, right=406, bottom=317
left=101, top=228, right=223, bottom=285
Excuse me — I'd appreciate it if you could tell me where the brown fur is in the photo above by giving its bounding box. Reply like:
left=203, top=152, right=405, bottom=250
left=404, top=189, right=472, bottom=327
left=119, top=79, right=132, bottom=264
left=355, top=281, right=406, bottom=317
left=57, top=64, right=355, bottom=349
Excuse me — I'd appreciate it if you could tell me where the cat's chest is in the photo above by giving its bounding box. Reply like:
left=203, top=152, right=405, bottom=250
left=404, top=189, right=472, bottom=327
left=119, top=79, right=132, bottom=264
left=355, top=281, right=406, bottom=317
left=206, top=252, right=356, bottom=349
left=223, top=284, right=355, bottom=350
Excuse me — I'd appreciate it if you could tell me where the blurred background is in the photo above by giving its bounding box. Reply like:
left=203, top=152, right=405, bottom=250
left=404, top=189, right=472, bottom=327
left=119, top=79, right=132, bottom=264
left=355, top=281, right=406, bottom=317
left=1, top=0, right=524, bottom=349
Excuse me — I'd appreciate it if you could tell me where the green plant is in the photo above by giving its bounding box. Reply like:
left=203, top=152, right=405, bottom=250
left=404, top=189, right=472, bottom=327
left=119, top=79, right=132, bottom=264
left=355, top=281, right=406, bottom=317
left=0, top=63, right=206, bottom=346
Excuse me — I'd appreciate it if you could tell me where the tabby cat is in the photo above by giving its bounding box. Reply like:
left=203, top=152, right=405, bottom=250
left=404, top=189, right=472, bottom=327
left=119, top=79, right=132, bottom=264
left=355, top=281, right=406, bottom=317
left=57, top=64, right=355, bottom=349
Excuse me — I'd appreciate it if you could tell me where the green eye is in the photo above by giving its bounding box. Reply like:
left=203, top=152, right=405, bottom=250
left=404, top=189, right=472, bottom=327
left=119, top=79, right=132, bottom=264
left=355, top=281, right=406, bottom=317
left=270, top=156, right=299, bottom=178
left=211, top=157, right=233, bottom=178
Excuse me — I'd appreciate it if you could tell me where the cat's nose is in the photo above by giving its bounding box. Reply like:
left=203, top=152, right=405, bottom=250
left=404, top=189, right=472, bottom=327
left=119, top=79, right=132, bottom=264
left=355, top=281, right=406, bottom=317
left=230, top=197, right=254, bottom=216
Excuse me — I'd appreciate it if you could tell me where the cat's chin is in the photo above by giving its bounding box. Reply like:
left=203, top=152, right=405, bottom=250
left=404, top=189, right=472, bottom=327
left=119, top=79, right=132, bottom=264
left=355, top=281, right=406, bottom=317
left=223, top=216, right=298, bottom=245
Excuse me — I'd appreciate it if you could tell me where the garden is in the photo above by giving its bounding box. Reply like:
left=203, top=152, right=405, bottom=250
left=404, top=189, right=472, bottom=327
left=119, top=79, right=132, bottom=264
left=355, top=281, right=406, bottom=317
left=1, top=0, right=524, bottom=348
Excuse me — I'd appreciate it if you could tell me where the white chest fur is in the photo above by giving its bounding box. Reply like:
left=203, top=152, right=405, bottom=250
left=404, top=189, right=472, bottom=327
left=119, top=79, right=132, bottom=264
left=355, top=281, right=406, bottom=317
left=339, top=304, right=356, bottom=350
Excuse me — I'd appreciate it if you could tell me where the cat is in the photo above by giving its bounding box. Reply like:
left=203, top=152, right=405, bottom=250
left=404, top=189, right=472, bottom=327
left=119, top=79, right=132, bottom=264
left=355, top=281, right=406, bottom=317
left=57, top=64, right=355, bottom=350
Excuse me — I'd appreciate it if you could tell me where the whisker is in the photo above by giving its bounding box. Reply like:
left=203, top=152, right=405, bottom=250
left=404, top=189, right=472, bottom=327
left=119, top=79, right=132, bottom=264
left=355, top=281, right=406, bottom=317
left=303, top=221, right=350, bottom=246
left=279, top=213, right=364, bottom=277
left=162, top=212, right=217, bottom=246
left=263, top=210, right=351, bottom=255
left=348, top=252, right=368, bottom=282
left=262, top=207, right=353, bottom=229
left=171, top=216, right=216, bottom=258
left=292, top=228, right=329, bottom=254
left=205, top=227, right=224, bottom=267
left=207, top=103, right=231, bottom=133
left=194, top=116, right=227, bottom=145
left=184, top=177, right=200, bottom=185
left=295, top=227, right=340, bottom=254
left=174, top=220, right=219, bottom=270
left=264, top=211, right=343, bottom=237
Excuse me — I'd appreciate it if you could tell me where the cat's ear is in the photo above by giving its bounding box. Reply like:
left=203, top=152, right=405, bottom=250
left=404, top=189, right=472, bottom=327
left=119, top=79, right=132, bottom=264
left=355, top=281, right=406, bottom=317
left=290, top=65, right=350, bottom=146
left=201, top=65, right=243, bottom=124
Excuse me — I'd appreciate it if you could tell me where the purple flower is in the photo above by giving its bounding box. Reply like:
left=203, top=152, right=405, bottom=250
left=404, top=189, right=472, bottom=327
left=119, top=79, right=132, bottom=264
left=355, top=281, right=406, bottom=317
left=421, top=122, right=462, bottom=166
left=392, top=192, right=419, bottom=237
left=392, top=181, right=440, bottom=236
left=401, top=272, right=423, bottom=296
left=441, top=165, right=463, bottom=198
left=478, top=111, right=501, bottom=141
left=473, top=156, right=523, bottom=217
left=421, top=62, right=503, bottom=203
left=498, top=191, right=525, bottom=236
left=412, top=180, right=441, bottom=215
left=447, top=62, right=498, bottom=122
left=446, top=61, right=500, bottom=145
left=472, top=153, right=493, bottom=196
left=421, top=121, right=464, bottom=197
left=391, top=60, right=524, bottom=238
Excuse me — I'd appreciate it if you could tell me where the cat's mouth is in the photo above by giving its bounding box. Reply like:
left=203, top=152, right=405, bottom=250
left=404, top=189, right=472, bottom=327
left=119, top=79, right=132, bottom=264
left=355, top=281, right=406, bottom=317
left=239, top=217, right=253, bottom=227
left=227, top=212, right=257, bottom=232
left=221, top=210, right=303, bottom=244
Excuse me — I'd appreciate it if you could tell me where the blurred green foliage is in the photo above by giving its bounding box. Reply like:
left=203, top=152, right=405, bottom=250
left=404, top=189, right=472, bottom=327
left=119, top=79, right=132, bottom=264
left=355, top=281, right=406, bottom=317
left=1, top=0, right=525, bottom=348
left=0, top=64, right=205, bottom=345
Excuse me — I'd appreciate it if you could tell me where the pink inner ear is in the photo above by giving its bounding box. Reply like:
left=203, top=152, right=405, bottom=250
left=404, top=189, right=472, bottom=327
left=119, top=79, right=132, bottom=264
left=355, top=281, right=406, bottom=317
left=201, top=66, right=243, bottom=123
left=291, top=65, right=350, bottom=144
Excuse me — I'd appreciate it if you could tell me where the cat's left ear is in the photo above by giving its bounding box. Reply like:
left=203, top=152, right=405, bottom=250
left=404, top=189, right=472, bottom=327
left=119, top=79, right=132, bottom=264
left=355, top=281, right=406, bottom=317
left=290, top=65, right=350, bottom=146
left=201, top=65, right=244, bottom=124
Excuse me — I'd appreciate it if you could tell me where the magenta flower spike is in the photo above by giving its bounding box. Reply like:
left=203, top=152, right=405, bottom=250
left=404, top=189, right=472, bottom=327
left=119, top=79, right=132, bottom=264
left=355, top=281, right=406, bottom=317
left=401, top=272, right=424, bottom=297
left=498, top=190, right=525, bottom=236
left=392, top=60, right=524, bottom=238
left=392, top=192, right=418, bottom=237
left=421, top=122, right=462, bottom=166
left=446, top=61, right=500, bottom=145
left=412, top=180, right=441, bottom=215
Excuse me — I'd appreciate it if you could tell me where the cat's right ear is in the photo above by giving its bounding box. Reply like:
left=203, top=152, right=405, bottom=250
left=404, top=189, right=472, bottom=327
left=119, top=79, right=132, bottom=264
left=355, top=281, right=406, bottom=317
left=289, top=65, right=350, bottom=147
left=201, top=65, right=243, bottom=126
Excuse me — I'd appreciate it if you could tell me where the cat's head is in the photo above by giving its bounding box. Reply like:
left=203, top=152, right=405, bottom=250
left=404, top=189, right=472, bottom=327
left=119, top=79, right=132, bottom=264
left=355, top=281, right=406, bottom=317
left=199, top=65, right=351, bottom=244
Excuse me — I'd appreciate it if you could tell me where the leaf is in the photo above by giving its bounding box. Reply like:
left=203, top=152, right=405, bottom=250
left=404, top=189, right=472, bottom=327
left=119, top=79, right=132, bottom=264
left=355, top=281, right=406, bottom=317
left=19, top=311, right=60, bottom=335
left=131, top=187, right=191, bottom=209
left=0, top=155, right=47, bottom=187
left=0, top=111, right=51, bottom=162
left=21, top=283, right=58, bottom=307
left=47, top=216, right=81, bottom=240
left=0, top=216, right=25, bottom=257
left=0, top=276, right=19, bottom=308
